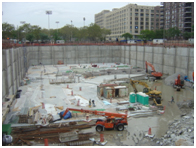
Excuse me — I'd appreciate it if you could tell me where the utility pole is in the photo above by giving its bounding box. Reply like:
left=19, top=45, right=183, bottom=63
left=46, top=10, right=52, bottom=43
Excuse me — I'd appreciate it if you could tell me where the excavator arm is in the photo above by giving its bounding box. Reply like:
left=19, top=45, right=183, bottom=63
left=145, top=61, right=155, bottom=72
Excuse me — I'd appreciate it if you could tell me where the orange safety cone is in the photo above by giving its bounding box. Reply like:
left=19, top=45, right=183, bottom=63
left=44, top=139, right=49, bottom=146
left=163, top=106, right=166, bottom=111
left=148, top=127, right=152, bottom=135
left=100, top=133, right=104, bottom=142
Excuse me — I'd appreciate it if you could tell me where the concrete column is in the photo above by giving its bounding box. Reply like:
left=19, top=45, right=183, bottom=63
left=129, top=46, right=131, bottom=65
left=143, top=46, right=145, bottom=69
left=187, top=47, right=190, bottom=76
left=136, top=45, right=138, bottom=66
left=174, top=47, right=177, bottom=73
left=162, top=46, right=165, bottom=73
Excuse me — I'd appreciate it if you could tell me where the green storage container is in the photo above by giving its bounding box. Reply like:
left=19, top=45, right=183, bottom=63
left=129, top=93, right=136, bottom=103
left=136, top=93, right=141, bottom=103
left=2, top=124, right=12, bottom=135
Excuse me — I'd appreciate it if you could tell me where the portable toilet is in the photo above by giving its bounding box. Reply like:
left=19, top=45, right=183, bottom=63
left=143, top=94, right=149, bottom=105
left=136, top=92, right=142, bottom=103
left=129, top=92, right=136, bottom=103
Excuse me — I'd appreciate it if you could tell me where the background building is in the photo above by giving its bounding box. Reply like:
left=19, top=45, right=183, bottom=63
left=163, top=2, right=194, bottom=33
left=95, top=3, right=163, bottom=41
left=95, top=2, right=194, bottom=41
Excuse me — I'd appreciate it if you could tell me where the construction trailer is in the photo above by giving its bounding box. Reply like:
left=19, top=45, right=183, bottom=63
left=103, top=86, right=128, bottom=99
left=97, top=84, right=119, bottom=97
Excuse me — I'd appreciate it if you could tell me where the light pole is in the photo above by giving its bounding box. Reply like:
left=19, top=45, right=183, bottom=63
left=56, top=21, right=59, bottom=33
left=71, top=20, right=73, bottom=42
left=20, top=21, right=25, bottom=43
left=83, top=17, right=85, bottom=27
left=46, top=10, right=52, bottom=42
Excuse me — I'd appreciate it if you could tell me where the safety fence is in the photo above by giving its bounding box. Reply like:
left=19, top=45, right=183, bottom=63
left=2, top=40, right=194, bottom=49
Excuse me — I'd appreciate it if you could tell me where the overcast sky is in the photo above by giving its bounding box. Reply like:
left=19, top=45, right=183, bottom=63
left=2, top=1, right=161, bottom=29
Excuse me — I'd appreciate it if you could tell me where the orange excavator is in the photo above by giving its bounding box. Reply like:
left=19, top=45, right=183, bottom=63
left=174, top=74, right=184, bottom=91
left=60, top=108, right=128, bottom=132
left=145, top=61, right=163, bottom=79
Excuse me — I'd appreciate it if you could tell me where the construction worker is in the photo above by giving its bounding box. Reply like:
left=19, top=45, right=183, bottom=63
left=89, top=99, right=91, bottom=107
left=92, top=100, right=95, bottom=107
left=171, top=96, right=175, bottom=103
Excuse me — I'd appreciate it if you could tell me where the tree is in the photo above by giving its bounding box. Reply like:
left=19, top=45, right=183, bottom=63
left=121, top=33, right=133, bottom=43
left=31, top=25, right=41, bottom=41
left=40, top=33, right=48, bottom=42
left=87, top=23, right=102, bottom=41
left=139, top=30, right=154, bottom=40
left=26, top=34, right=34, bottom=43
left=166, top=27, right=181, bottom=39
left=100, top=28, right=111, bottom=41
left=182, top=32, right=191, bottom=40
left=2, top=22, right=15, bottom=39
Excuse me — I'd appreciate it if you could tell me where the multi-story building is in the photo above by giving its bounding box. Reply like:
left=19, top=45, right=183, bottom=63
left=163, top=2, right=194, bottom=33
left=95, top=3, right=163, bottom=41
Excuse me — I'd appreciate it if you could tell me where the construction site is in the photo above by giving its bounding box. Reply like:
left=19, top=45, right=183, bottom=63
left=2, top=45, right=194, bottom=146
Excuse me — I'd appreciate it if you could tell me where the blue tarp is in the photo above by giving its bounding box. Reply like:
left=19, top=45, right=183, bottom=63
left=103, top=101, right=111, bottom=105
left=59, top=111, right=72, bottom=119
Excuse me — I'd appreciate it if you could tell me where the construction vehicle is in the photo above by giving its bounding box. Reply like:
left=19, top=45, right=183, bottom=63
left=145, top=61, right=163, bottom=79
left=173, top=74, right=184, bottom=91
left=130, top=79, right=162, bottom=106
left=60, top=108, right=128, bottom=132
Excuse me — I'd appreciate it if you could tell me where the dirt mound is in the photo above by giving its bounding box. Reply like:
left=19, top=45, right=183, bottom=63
left=164, top=72, right=186, bottom=86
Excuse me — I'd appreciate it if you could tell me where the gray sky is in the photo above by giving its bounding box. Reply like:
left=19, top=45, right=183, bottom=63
left=2, top=1, right=161, bottom=29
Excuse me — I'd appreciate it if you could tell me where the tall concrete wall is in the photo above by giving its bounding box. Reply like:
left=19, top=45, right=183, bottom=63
left=2, top=45, right=194, bottom=100
left=121, top=46, right=194, bottom=79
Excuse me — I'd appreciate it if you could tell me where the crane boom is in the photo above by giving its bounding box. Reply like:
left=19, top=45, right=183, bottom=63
left=63, top=108, right=127, bottom=119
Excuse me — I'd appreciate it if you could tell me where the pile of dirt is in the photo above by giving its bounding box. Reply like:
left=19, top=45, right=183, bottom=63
left=164, top=72, right=186, bottom=86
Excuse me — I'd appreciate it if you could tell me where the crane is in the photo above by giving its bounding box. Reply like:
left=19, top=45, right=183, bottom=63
left=145, top=61, right=163, bottom=79
left=60, top=108, right=128, bottom=132
left=130, top=79, right=162, bottom=106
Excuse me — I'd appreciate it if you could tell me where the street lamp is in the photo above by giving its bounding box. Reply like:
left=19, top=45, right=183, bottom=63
left=20, top=21, right=25, bottom=43
left=56, top=21, right=59, bottom=33
left=46, top=10, right=52, bottom=42
left=83, top=17, right=85, bottom=27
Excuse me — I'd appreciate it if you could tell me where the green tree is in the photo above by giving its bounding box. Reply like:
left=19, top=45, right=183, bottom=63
left=40, top=33, right=48, bottom=42
left=166, top=27, right=181, bottom=39
left=121, top=33, right=133, bottom=43
left=31, top=25, right=41, bottom=41
left=139, top=30, right=154, bottom=40
left=154, top=29, right=164, bottom=39
left=100, top=28, right=111, bottom=41
left=26, top=33, right=34, bottom=43
left=87, top=23, right=102, bottom=41
left=182, top=32, right=191, bottom=40
left=2, top=22, right=15, bottom=39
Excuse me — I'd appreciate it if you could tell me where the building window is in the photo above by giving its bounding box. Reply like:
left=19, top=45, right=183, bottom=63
left=141, top=22, right=143, bottom=25
left=151, top=22, right=154, bottom=25
left=130, top=26, right=132, bottom=29
left=146, top=22, right=149, bottom=25
left=156, top=10, right=159, bottom=13
left=146, top=14, right=149, bottom=17
left=141, top=9, right=144, bottom=12
left=135, top=9, right=138, bottom=12
left=146, top=9, right=149, bottom=12
left=141, top=18, right=143, bottom=21
left=146, top=18, right=149, bottom=21
left=151, top=18, right=154, bottom=21
left=135, top=17, right=138, bottom=20
left=156, top=14, right=159, bottom=17
left=135, top=30, right=138, bottom=33
left=151, top=10, right=154, bottom=13
left=140, top=13, right=144, bottom=16
left=135, top=26, right=138, bottom=29
left=135, top=22, right=138, bottom=25
left=151, top=14, right=154, bottom=17
left=141, top=26, right=143, bottom=29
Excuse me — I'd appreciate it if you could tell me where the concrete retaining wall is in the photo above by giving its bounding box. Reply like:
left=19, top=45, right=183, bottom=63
left=2, top=45, right=193, bottom=100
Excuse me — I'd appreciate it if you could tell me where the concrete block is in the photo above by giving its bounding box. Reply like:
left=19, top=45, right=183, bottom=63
left=176, top=47, right=188, bottom=56
left=165, top=47, right=175, bottom=55
left=189, top=48, right=194, bottom=57
left=176, top=56, right=188, bottom=69
left=145, top=46, right=153, bottom=52
left=130, top=46, right=137, bottom=51
left=154, top=46, right=163, bottom=54
left=137, top=52, right=144, bottom=61
left=41, top=52, right=51, bottom=59
left=154, top=54, right=163, bottom=64
left=137, top=46, right=144, bottom=52
left=144, top=53, right=153, bottom=62
left=164, top=55, right=175, bottom=66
